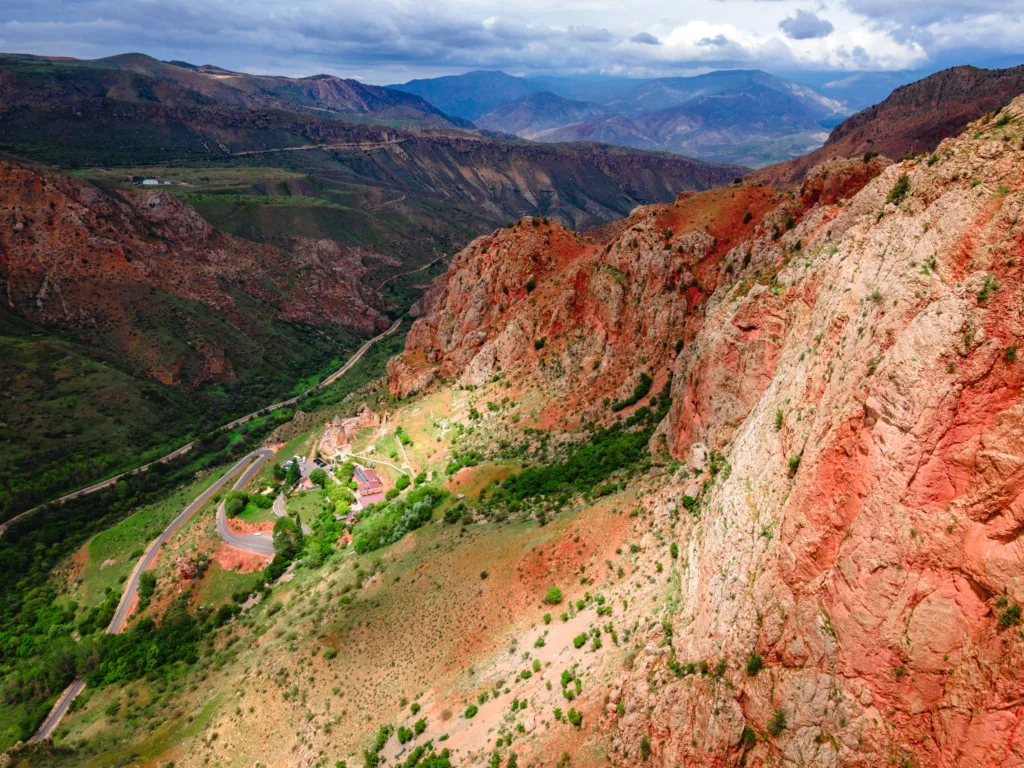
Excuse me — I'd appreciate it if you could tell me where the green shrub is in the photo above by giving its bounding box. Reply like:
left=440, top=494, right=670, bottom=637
left=998, top=603, right=1021, bottom=629
left=534, top=337, right=546, bottom=351
left=545, top=586, right=563, bottom=605
left=224, top=491, right=248, bottom=518
left=788, top=455, right=801, bottom=476
left=741, top=725, right=757, bottom=749
left=767, top=708, right=787, bottom=737
left=640, top=736, right=651, bottom=759
left=745, top=653, right=763, bottom=676
left=572, top=633, right=587, bottom=649
left=395, top=474, right=411, bottom=491
left=465, top=704, right=479, bottom=719
left=566, top=708, right=582, bottom=727
left=887, top=173, right=911, bottom=205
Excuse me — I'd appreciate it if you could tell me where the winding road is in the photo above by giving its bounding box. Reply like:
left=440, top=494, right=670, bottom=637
left=2, top=317, right=403, bottom=537
left=27, top=315, right=405, bottom=743
left=30, top=449, right=273, bottom=743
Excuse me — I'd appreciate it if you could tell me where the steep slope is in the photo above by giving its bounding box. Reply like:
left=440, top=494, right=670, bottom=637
left=389, top=99, right=1024, bottom=765
left=0, top=158, right=388, bottom=515
left=475, top=92, right=611, bottom=138
left=753, top=64, right=1024, bottom=185
left=0, top=53, right=468, bottom=127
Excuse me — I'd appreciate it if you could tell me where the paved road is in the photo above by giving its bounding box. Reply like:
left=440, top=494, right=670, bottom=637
left=29, top=679, right=86, bottom=745
left=2, top=317, right=403, bottom=537
left=26, top=318, right=405, bottom=742
left=29, top=449, right=272, bottom=744
left=215, top=452, right=277, bottom=557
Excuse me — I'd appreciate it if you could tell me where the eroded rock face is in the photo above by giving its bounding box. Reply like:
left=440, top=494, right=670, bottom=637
left=389, top=98, right=1024, bottom=765
left=0, top=162, right=389, bottom=388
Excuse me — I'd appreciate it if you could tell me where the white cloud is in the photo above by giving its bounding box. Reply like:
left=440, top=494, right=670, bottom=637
left=0, top=0, right=1017, bottom=82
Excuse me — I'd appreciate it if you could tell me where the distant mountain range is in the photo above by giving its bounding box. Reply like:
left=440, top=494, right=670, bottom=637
left=393, top=69, right=847, bottom=167
left=0, top=52, right=471, bottom=127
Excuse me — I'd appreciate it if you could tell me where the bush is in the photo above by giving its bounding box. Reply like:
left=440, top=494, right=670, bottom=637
left=887, top=173, right=911, bottom=205
left=767, top=708, right=787, bottom=737
left=788, top=455, right=801, bottom=476
left=465, top=704, right=479, bottom=719
left=640, top=736, right=651, bottom=759
left=566, top=708, right=582, bottom=727
left=534, top=337, right=546, bottom=351
left=572, top=633, right=587, bottom=649
left=746, top=653, right=763, bottom=676
left=741, top=725, right=756, bottom=749
left=224, top=491, right=248, bottom=518
left=526, top=279, right=536, bottom=292
left=998, top=603, right=1022, bottom=629
left=545, top=586, right=563, bottom=605
left=395, top=474, right=411, bottom=491
left=669, top=542, right=678, bottom=559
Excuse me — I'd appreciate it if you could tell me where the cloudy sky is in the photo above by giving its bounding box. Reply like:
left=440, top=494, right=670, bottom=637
left=1, top=0, right=1022, bottom=83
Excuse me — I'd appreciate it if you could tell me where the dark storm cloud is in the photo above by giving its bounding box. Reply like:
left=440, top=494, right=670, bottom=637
left=779, top=9, right=834, bottom=39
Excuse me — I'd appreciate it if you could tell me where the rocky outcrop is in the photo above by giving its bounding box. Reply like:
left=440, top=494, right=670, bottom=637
left=390, top=100, right=1024, bottom=765
left=0, top=161, right=389, bottom=389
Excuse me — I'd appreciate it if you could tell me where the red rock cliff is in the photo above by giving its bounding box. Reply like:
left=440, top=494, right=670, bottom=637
left=390, top=98, right=1024, bottom=766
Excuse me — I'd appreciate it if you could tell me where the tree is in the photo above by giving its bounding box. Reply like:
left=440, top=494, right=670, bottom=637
left=395, top=474, right=411, bottom=491
left=273, top=516, right=304, bottom=560
left=310, top=468, right=328, bottom=488
left=286, top=461, right=300, bottom=486
left=224, top=491, right=247, bottom=518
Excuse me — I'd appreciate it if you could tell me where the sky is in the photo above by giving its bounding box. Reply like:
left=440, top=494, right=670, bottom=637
left=0, top=0, right=1022, bottom=84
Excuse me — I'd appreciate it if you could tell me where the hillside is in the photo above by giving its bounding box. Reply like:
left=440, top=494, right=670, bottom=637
left=394, top=69, right=846, bottom=166
left=7, top=90, right=1024, bottom=768
left=0, top=83, right=745, bottom=232
left=539, top=84, right=834, bottom=167
left=752, top=64, right=1024, bottom=185
left=387, top=98, right=1024, bottom=765
left=0, top=159, right=388, bottom=518
left=0, top=53, right=468, bottom=127
left=475, top=92, right=611, bottom=138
